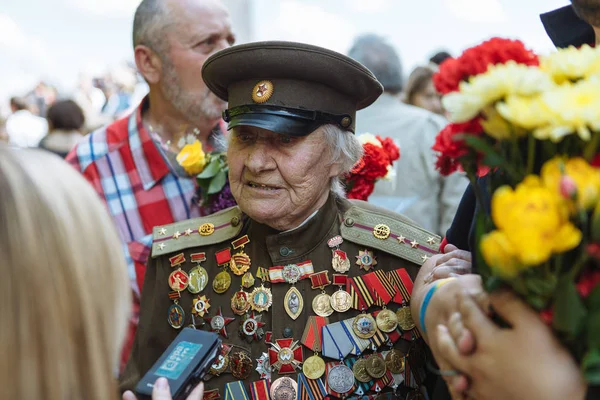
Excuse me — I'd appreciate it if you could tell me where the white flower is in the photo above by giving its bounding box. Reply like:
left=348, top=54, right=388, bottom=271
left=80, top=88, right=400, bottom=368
left=357, top=133, right=382, bottom=147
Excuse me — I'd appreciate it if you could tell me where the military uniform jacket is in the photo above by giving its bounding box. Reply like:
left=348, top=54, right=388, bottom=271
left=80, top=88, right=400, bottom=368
left=121, top=193, right=440, bottom=398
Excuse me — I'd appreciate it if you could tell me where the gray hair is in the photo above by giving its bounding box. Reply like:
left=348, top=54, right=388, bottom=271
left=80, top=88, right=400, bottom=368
left=321, top=124, right=364, bottom=198
left=347, top=34, right=403, bottom=94
left=132, top=0, right=172, bottom=54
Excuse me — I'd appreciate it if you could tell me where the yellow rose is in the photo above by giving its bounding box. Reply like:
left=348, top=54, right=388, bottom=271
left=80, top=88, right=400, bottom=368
left=542, top=157, right=600, bottom=209
left=176, top=140, right=207, bottom=175
left=488, top=176, right=581, bottom=267
left=480, top=230, right=522, bottom=278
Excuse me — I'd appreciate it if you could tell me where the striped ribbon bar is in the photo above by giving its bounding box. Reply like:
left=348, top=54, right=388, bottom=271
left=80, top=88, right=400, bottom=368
left=224, top=381, right=250, bottom=400
left=387, top=268, right=413, bottom=304
left=298, top=373, right=328, bottom=400
left=250, top=379, right=270, bottom=400
left=363, top=270, right=394, bottom=305
left=301, top=316, right=329, bottom=352
left=346, top=275, right=374, bottom=311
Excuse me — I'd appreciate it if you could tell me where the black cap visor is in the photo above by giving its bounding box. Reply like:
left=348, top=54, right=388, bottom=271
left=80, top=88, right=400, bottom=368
left=223, top=105, right=353, bottom=137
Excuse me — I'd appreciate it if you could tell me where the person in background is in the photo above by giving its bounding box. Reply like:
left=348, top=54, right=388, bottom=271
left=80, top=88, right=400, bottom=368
left=350, top=34, right=467, bottom=235
left=429, top=50, right=453, bottom=66
left=38, top=100, right=85, bottom=158
left=66, top=0, right=235, bottom=370
left=5, top=96, right=48, bottom=148
left=403, top=65, right=444, bottom=116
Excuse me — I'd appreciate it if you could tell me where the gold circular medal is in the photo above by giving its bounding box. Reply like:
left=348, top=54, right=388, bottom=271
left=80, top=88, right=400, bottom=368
left=385, top=349, right=405, bottom=374
left=352, top=313, right=376, bottom=339
left=187, top=266, right=208, bottom=294
left=303, top=354, right=326, bottom=380
left=330, top=289, right=352, bottom=313
left=213, top=270, right=231, bottom=294
left=376, top=308, right=399, bottom=333
left=352, top=358, right=371, bottom=383
left=209, top=354, right=229, bottom=376
left=396, top=306, right=416, bottom=331
left=312, top=292, right=334, bottom=317
left=366, top=354, right=387, bottom=379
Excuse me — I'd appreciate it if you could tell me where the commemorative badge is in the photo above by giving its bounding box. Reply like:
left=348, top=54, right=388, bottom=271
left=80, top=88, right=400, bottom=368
left=168, top=253, right=189, bottom=292
left=270, top=261, right=313, bottom=320
left=241, top=271, right=255, bottom=288
left=231, top=289, right=251, bottom=316
left=269, top=338, right=303, bottom=374
left=204, top=307, right=234, bottom=338
left=213, top=249, right=233, bottom=294
left=270, top=377, right=298, bottom=400
left=188, top=252, right=209, bottom=294
left=309, top=271, right=333, bottom=317
left=230, top=349, right=253, bottom=380
left=352, top=312, right=377, bottom=339
left=355, top=249, right=377, bottom=271
left=250, top=285, right=273, bottom=312
left=330, top=274, right=352, bottom=313
left=209, top=344, right=232, bottom=376
left=327, top=364, right=355, bottom=395
left=328, top=235, right=350, bottom=273
left=167, top=291, right=185, bottom=330
left=230, top=235, right=251, bottom=276
left=256, top=352, right=271, bottom=380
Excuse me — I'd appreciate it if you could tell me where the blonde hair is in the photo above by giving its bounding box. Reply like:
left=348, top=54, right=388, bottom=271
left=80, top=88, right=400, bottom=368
left=0, top=146, right=131, bottom=400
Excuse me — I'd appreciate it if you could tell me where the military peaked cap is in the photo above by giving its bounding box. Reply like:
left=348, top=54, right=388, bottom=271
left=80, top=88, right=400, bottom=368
left=202, top=41, right=383, bottom=136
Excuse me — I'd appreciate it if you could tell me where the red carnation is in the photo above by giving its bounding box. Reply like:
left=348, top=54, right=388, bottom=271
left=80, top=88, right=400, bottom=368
left=432, top=119, right=484, bottom=176
left=434, top=37, right=539, bottom=95
left=540, top=308, right=554, bottom=325
left=346, top=176, right=375, bottom=201
left=377, top=136, right=400, bottom=162
left=351, top=143, right=390, bottom=181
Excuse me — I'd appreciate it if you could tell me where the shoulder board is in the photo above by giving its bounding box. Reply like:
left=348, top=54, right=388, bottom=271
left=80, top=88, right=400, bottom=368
left=340, top=203, right=441, bottom=266
left=151, top=206, right=243, bottom=258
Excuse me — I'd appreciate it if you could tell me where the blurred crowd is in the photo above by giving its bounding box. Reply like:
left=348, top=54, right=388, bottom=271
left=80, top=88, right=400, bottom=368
left=0, top=63, right=149, bottom=156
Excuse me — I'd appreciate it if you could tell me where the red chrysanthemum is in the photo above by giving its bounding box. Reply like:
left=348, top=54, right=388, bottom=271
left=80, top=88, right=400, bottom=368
left=432, top=119, right=484, bottom=176
left=433, top=37, right=539, bottom=95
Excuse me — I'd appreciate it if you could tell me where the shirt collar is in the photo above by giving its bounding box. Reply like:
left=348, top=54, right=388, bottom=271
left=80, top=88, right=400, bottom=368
left=540, top=5, right=595, bottom=49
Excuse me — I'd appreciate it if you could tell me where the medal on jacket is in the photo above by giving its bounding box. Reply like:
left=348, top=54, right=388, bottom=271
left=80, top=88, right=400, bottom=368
left=204, top=307, right=234, bottom=338
left=192, top=294, right=211, bottom=317
left=231, top=288, right=251, bottom=316
left=352, top=358, right=371, bottom=383
left=352, top=311, right=377, bottom=339
left=242, top=272, right=255, bottom=288
left=328, top=235, right=350, bottom=273
left=255, top=352, right=271, bottom=380
left=270, top=260, right=313, bottom=320
left=301, top=316, right=329, bottom=380
left=239, top=310, right=266, bottom=342
left=330, top=274, right=352, bottom=313
left=269, top=338, right=303, bottom=374
left=167, top=290, right=185, bottom=329
left=396, top=305, right=416, bottom=331
left=250, top=266, right=273, bottom=312
left=168, top=253, right=189, bottom=292
left=270, top=377, right=298, bottom=400
left=376, top=307, right=399, bottom=333
left=366, top=354, right=387, bottom=379
left=309, top=270, right=333, bottom=317
left=230, top=348, right=253, bottom=380
left=230, top=235, right=251, bottom=276
left=213, top=249, right=232, bottom=294
left=384, top=349, right=405, bottom=374
left=209, top=343, right=232, bottom=376
left=188, top=252, right=208, bottom=294
left=355, top=249, right=377, bottom=271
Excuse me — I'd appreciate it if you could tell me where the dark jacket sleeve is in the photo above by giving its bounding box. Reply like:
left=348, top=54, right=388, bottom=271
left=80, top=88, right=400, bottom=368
left=444, top=184, right=475, bottom=252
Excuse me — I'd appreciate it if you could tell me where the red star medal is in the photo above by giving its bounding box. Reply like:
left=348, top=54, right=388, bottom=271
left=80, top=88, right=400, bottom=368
left=204, top=307, right=234, bottom=338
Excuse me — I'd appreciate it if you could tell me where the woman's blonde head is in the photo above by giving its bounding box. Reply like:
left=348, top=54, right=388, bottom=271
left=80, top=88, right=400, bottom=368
left=0, top=146, right=131, bottom=400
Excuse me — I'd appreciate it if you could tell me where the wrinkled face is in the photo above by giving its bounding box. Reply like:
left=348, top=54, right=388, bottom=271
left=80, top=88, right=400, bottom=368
left=571, top=0, right=600, bottom=26
left=412, top=80, right=443, bottom=115
left=228, top=125, right=341, bottom=231
left=160, top=0, right=234, bottom=123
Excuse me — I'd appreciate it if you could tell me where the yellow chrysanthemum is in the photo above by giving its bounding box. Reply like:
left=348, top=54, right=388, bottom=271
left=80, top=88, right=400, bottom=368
left=542, top=157, right=600, bottom=210
left=176, top=140, right=207, bottom=175
left=442, top=61, right=555, bottom=123
left=534, top=79, right=600, bottom=142
left=496, top=94, right=551, bottom=131
left=482, top=176, right=582, bottom=273
left=540, top=44, right=600, bottom=83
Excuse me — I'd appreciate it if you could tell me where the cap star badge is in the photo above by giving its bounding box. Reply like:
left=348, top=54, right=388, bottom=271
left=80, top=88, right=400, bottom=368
left=204, top=307, right=234, bottom=338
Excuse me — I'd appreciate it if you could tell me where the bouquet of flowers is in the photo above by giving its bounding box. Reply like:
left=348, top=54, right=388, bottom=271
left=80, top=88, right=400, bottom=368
left=176, top=139, right=236, bottom=213
left=345, top=133, right=400, bottom=200
left=433, top=37, right=600, bottom=383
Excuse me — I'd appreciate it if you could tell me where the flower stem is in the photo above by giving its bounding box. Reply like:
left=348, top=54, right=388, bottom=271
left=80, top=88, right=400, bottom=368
left=527, top=134, right=535, bottom=175
left=584, top=131, right=600, bottom=161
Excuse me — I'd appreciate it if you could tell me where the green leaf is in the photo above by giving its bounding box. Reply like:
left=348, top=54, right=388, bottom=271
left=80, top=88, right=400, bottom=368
left=207, top=170, right=227, bottom=195
left=591, top=201, right=600, bottom=242
left=197, top=160, right=221, bottom=179
left=589, top=286, right=600, bottom=311
left=583, top=348, right=600, bottom=385
left=464, top=136, right=507, bottom=167
left=524, top=276, right=556, bottom=296
left=553, top=275, right=586, bottom=337
left=588, top=311, right=600, bottom=349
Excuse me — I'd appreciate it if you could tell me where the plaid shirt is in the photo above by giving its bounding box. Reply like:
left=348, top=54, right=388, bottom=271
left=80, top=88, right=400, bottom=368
left=66, top=100, right=226, bottom=295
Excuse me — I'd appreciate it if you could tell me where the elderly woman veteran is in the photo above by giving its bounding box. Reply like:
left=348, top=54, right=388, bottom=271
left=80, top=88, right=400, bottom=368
left=120, top=42, right=440, bottom=399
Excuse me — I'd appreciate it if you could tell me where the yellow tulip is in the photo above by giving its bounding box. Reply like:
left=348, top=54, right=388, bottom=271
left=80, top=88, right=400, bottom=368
left=480, top=230, right=522, bottom=278
left=542, top=157, right=600, bottom=209
left=176, top=140, right=207, bottom=175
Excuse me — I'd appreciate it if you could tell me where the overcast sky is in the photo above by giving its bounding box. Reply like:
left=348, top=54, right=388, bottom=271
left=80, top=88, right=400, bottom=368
left=0, top=0, right=571, bottom=104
